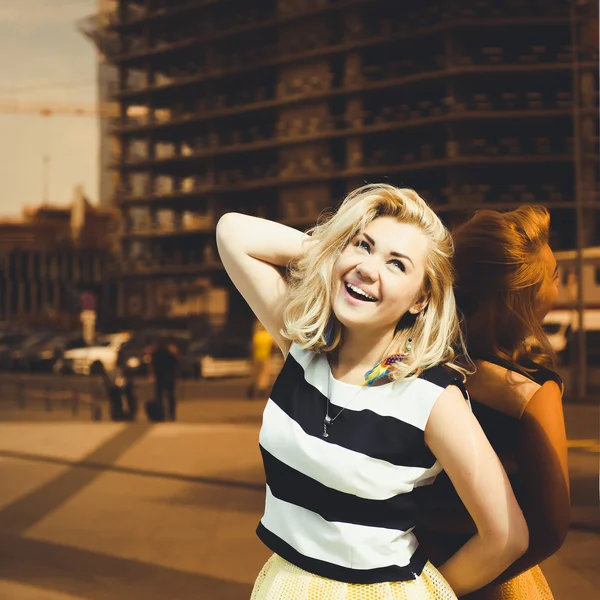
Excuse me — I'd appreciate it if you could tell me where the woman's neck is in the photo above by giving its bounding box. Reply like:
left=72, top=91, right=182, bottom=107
left=330, top=329, right=394, bottom=384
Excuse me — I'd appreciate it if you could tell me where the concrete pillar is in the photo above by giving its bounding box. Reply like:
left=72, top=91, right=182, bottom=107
left=29, top=282, right=37, bottom=315
left=41, top=280, right=49, bottom=315
left=38, top=252, right=46, bottom=280
left=54, top=282, right=61, bottom=311
left=27, top=251, right=34, bottom=281
left=17, top=281, right=25, bottom=315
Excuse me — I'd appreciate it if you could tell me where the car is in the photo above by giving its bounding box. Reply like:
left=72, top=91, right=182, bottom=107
left=9, top=331, right=64, bottom=371
left=56, top=332, right=131, bottom=375
left=0, top=331, right=34, bottom=370
left=26, top=332, right=88, bottom=372
left=528, top=309, right=600, bottom=364
left=189, top=338, right=283, bottom=379
left=183, top=338, right=248, bottom=379
left=117, top=330, right=194, bottom=378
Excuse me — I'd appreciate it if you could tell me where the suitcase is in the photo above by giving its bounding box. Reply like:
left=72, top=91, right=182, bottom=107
left=109, top=388, right=124, bottom=421
left=145, top=399, right=165, bottom=423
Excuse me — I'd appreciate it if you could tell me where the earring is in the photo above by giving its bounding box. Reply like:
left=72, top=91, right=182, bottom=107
left=364, top=339, right=413, bottom=386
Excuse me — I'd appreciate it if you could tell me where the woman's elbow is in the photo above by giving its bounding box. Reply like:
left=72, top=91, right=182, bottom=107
left=216, top=213, right=244, bottom=253
left=509, top=518, right=530, bottom=559
left=484, top=514, right=529, bottom=561
left=216, top=212, right=239, bottom=239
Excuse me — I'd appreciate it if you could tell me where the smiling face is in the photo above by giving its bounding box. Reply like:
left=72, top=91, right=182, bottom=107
left=331, top=216, right=430, bottom=337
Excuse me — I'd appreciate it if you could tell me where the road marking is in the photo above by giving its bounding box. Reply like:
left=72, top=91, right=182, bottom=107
left=567, top=439, right=600, bottom=453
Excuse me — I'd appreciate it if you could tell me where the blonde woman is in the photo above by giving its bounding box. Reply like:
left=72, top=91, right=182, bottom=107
left=416, top=206, right=569, bottom=600
left=216, top=184, right=528, bottom=600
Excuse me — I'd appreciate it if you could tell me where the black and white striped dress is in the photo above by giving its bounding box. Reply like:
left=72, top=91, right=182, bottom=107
left=256, top=343, right=466, bottom=586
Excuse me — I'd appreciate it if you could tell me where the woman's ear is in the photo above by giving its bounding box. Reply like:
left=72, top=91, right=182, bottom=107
left=408, top=295, right=428, bottom=315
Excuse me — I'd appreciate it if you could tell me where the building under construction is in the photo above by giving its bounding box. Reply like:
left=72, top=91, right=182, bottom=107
left=93, top=0, right=598, bottom=333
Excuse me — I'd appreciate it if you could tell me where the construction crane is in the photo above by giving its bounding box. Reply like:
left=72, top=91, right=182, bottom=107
left=0, top=99, right=119, bottom=117
left=0, top=98, right=124, bottom=207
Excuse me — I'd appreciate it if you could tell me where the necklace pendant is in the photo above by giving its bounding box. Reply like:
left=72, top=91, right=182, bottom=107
left=324, top=415, right=332, bottom=425
left=322, top=422, right=329, bottom=438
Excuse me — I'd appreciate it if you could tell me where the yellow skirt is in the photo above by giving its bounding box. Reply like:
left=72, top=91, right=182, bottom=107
left=470, top=566, right=554, bottom=600
left=251, top=554, right=458, bottom=600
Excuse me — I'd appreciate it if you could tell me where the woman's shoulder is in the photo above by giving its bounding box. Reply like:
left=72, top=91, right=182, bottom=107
left=417, top=364, right=469, bottom=400
left=286, top=342, right=324, bottom=372
left=520, top=358, right=563, bottom=388
left=467, top=358, right=544, bottom=419
left=479, top=353, right=562, bottom=386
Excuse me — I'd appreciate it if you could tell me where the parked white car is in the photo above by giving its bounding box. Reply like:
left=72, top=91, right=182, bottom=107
left=55, top=333, right=131, bottom=375
left=528, top=309, right=600, bottom=359
left=198, top=353, right=283, bottom=378
left=188, top=338, right=284, bottom=379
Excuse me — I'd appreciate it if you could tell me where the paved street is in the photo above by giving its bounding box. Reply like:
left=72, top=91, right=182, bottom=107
left=0, top=381, right=597, bottom=599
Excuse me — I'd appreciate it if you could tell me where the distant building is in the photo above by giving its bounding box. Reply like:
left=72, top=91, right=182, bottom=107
left=85, top=0, right=598, bottom=334
left=0, top=186, right=118, bottom=328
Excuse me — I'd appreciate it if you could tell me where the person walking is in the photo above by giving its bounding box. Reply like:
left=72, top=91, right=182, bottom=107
left=115, top=344, right=138, bottom=420
left=101, top=366, right=125, bottom=421
left=149, top=336, right=179, bottom=421
left=247, top=320, right=274, bottom=398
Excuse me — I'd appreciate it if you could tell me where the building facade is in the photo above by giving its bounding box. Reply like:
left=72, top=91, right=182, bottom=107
left=97, top=0, right=598, bottom=332
left=0, top=189, right=118, bottom=328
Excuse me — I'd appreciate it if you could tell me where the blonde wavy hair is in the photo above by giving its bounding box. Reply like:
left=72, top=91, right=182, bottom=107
left=453, top=205, right=555, bottom=366
left=282, top=184, right=466, bottom=381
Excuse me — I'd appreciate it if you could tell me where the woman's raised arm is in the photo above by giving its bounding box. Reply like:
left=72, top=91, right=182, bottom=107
left=216, top=213, right=309, bottom=355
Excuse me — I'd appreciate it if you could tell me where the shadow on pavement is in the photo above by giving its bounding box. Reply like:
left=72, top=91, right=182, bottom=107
left=0, top=424, right=150, bottom=536
left=0, top=534, right=252, bottom=600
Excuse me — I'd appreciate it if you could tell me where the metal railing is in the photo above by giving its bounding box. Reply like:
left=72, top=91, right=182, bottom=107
left=0, top=374, right=105, bottom=421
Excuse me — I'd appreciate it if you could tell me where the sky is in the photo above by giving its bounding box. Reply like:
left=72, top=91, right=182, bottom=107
left=0, top=0, right=99, bottom=218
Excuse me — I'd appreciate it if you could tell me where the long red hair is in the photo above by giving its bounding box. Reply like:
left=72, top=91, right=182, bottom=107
left=453, top=205, right=555, bottom=365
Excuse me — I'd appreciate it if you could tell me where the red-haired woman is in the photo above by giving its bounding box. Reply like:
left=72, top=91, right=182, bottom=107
left=417, top=205, right=570, bottom=600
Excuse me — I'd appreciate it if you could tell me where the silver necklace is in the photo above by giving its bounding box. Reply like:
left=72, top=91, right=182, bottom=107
left=322, top=344, right=411, bottom=438
left=322, top=371, right=367, bottom=438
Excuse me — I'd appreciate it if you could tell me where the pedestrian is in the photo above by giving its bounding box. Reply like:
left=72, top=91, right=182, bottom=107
left=149, top=336, right=179, bottom=421
left=119, top=373, right=138, bottom=421
left=115, top=344, right=138, bottom=421
left=416, top=205, right=569, bottom=599
left=101, top=366, right=124, bottom=421
left=247, top=320, right=274, bottom=398
left=217, top=183, right=528, bottom=599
